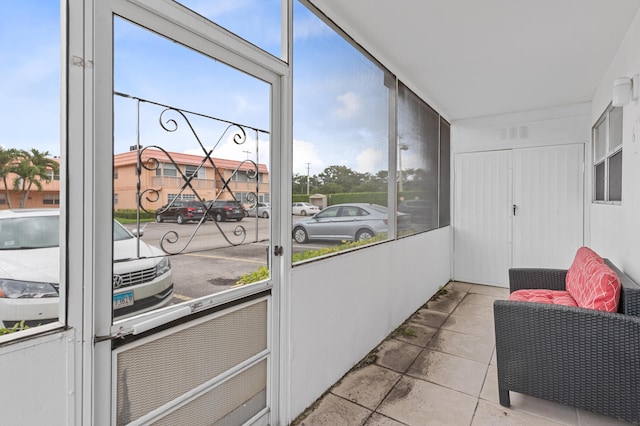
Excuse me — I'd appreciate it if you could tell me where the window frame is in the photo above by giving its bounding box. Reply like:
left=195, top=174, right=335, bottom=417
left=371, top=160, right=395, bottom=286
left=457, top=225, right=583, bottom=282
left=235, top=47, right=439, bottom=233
left=592, top=104, right=623, bottom=204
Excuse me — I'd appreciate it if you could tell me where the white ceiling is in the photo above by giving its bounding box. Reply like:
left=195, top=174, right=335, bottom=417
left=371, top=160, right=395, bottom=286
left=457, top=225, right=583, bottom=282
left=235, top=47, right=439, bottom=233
left=309, top=0, right=640, bottom=121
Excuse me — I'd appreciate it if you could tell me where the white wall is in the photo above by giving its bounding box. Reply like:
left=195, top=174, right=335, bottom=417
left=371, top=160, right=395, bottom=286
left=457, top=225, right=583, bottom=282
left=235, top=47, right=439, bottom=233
left=590, top=7, right=640, bottom=280
left=0, top=329, right=74, bottom=425
left=288, top=227, right=451, bottom=419
left=453, top=103, right=590, bottom=155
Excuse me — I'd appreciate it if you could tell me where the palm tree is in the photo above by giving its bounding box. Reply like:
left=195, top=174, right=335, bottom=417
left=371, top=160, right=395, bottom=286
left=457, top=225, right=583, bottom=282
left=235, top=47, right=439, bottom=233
left=0, top=147, right=23, bottom=208
left=12, top=149, right=60, bottom=208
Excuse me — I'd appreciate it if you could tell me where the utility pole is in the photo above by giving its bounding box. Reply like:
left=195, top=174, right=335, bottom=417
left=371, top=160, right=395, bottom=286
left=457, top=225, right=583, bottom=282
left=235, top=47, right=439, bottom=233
left=306, top=162, right=311, bottom=195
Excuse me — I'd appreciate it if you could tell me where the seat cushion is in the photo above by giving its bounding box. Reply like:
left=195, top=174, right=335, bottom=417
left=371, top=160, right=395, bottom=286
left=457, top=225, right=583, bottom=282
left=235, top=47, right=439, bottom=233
left=509, top=289, right=578, bottom=306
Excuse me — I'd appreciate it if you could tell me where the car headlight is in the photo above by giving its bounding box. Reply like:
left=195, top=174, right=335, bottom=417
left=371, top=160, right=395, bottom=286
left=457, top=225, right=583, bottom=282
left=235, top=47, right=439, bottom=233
left=0, top=279, right=58, bottom=299
left=155, top=257, right=171, bottom=277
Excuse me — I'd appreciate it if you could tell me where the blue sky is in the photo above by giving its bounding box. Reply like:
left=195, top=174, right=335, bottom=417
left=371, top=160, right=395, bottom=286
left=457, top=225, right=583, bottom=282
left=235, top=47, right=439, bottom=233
left=1, top=1, right=392, bottom=177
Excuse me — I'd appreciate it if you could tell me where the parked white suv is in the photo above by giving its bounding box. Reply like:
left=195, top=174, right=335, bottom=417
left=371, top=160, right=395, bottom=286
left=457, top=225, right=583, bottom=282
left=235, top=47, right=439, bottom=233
left=0, top=209, right=173, bottom=328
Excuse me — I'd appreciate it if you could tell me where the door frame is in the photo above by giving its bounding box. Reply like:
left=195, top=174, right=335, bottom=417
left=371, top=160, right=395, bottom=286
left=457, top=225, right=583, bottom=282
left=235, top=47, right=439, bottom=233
left=88, top=1, right=292, bottom=424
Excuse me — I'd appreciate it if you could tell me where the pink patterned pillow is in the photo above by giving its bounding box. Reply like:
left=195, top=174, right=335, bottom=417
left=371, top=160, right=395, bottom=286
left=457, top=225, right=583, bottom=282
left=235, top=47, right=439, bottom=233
left=566, top=247, right=603, bottom=296
left=509, top=289, right=578, bottom=307
left=569, top=261, right=621, bottom=312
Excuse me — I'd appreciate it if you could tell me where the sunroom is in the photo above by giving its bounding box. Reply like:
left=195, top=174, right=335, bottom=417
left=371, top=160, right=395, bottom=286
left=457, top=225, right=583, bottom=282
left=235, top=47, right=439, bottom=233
left=1, top=1, right=639, bottom=425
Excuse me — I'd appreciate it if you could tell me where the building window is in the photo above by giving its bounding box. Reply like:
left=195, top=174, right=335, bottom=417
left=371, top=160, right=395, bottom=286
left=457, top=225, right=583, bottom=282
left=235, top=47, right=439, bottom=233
left=113, top=194, right=118, bottom=205
left=184, top=165, right=203, bottom=179
left=163, top=163, right=177, bottom=177
left=43, top=194, right=60, bottom=205
left=593, top=105, right=623, bottom=202
left=113, top=169, right=118, bottom=179
left=168, top=193, right=195, bottom=202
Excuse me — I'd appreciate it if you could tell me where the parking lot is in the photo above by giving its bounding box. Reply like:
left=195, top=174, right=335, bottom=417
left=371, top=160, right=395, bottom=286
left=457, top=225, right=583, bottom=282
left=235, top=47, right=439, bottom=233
left=124, top=216, right=335, bottom=302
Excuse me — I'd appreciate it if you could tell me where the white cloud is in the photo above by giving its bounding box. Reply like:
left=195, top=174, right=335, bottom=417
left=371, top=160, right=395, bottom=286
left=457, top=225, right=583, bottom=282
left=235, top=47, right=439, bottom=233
left=356, top=148, right=384, bottom=174
left=293, top=139, right=325, bottom=175
left=332, top=91, right=360, bottom=119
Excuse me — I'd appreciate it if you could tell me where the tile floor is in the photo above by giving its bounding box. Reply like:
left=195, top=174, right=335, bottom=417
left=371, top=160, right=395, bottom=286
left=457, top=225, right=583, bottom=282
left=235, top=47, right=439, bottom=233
left=291, top=281, right=633, bottom=426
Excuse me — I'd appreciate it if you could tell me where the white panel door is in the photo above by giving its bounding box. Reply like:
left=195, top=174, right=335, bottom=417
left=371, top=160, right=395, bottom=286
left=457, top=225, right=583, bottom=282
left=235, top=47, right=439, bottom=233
left=512, top=144, right=584, bottom=269
left=454, top=150, right=512, bottom=287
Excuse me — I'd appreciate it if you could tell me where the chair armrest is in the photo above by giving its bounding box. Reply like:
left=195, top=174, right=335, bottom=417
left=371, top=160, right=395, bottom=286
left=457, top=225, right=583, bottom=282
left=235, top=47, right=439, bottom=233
left=508, top=268, right=567, bottom=293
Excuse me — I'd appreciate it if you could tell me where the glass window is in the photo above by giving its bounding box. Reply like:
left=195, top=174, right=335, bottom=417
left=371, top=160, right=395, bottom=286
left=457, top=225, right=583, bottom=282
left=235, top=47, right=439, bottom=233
left=595, top=162, right=605, bottom=201
left=0, top=2, right=63, bottom=336
left=609, top=150, right=623, bottom=202
left=184, top=165, right=203, bottom=179
left=292, top=2, right=392, bottom=259
left=397, top=83, right=439, bottom=234
left=164, top=163, right=177, bottom=177
left=177, top=0, right=285, bottom=60
left=593, top=105, right=623, bottom=203
left=113, top=16, right=272, bottom=322
left=439, top=118, right=451, bottom=227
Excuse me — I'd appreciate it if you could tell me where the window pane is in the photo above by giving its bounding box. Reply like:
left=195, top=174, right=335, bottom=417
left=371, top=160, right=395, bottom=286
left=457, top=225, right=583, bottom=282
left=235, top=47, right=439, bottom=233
left=178, top=0, right=284, bottom=60
left=609, top=107, right=623, bottom=150
left=114, top=17, right=271, bottom=323
left=593, top=119, right=606, bottom=161
left=439, top=118, right=451, bottom=227
left=609, top=150, right=622, bottom=202
left=292, top=2, right=391, bottom=259
left=398, top=83, right=439, bottom=233
left=0, top=2, right=63, bottom=334
left=594, top=162, right=605, bottom=201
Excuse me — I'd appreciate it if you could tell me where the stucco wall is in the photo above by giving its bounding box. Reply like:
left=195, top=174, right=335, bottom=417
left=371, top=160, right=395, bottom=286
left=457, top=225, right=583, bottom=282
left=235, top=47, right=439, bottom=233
left=288, top=227, right=451, bottom=419
left=590, top=7, right=640, bottom=281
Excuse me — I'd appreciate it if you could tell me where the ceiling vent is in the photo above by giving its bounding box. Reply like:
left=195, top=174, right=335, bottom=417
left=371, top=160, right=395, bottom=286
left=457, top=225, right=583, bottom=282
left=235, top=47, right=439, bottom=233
left=499, top=125, right=531, bottom=141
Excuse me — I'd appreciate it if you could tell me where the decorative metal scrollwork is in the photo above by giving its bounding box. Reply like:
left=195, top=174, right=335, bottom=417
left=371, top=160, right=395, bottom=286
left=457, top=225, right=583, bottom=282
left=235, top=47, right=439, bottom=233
left=121, top=94, right=264, bottom=255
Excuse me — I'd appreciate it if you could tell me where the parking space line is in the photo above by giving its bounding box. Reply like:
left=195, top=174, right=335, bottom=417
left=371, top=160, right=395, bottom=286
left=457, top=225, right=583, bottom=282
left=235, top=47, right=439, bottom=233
left=184, top=253, right=265, bottom=264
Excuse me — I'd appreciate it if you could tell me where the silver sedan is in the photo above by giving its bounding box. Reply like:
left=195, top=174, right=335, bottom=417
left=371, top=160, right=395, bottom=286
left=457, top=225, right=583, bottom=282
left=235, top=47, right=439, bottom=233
left=292, top=203, right=403, bottom=243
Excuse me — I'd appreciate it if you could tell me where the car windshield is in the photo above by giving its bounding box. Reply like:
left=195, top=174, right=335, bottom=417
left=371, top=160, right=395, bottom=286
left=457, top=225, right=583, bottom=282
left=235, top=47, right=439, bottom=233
left=0, top=215, right=59, bottom=249
left=0, top=215, right=133, bottom=249
left=113, top=220, right=134, bottom=241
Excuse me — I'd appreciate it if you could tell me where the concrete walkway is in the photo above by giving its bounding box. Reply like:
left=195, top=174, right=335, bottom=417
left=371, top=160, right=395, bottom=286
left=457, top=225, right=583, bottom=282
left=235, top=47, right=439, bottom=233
left=291, top=281, right=632, bottom=425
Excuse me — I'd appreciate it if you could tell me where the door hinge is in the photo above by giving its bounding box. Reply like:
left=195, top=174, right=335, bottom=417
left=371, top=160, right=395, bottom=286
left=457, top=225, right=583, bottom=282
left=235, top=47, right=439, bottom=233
left=273, top=245, right=284, bottom=256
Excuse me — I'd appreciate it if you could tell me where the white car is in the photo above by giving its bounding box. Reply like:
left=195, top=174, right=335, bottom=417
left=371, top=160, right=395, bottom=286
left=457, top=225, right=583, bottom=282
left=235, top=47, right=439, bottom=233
left=246, top=202, right=270, bottom=218
left=0, top=209, right=173, bottom=328
left=292, top=202, right=321, bottom=216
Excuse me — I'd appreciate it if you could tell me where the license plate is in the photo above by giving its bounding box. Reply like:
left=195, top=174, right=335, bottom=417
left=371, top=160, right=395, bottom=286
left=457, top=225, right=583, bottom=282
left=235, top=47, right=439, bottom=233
left=113, top=291, right=134, bottom=309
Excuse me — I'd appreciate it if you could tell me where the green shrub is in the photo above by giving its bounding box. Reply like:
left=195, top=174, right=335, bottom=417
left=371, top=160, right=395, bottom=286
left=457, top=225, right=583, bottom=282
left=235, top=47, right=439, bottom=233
left=114, top=209, right=156, bottom=223
left=0, top=320, right=30, bottom=335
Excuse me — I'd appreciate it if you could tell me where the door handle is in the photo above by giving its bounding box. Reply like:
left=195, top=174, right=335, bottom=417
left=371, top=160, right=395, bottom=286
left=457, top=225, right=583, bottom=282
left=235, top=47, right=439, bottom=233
left=513, top=204, right=517, bottom=216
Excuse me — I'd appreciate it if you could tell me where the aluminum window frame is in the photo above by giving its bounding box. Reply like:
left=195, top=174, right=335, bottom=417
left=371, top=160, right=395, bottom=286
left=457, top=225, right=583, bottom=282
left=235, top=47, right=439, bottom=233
left=592, top=104, right=623, bottom=204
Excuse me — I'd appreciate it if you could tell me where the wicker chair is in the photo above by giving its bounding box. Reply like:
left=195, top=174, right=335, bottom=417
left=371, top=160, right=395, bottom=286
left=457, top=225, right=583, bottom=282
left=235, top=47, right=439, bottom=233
left=494, top=260, right=640, bottom=424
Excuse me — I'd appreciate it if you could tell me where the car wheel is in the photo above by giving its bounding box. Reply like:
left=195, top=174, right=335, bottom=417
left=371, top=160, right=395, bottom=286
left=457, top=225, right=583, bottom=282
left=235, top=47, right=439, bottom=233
left=262, top=212, right=269, bottom=218
left=156, top=214, right=163, bottom=223
left=356, top=229, right=374, bottom=241
left=177, top=214, right=186, bottom=225
left=214, top=212, right=224, bottom=222
left=293, top=227, right=309, bottom=243
left=301, top=210, right=307, bottom=216
left=236, top=217, right=243, bottom=222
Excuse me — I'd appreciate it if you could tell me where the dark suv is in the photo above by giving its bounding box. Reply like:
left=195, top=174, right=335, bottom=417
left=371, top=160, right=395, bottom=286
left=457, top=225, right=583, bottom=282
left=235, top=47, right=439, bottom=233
left=156, top=200, right=206, bottom=224
left=206, top=200, right=245, bottom=222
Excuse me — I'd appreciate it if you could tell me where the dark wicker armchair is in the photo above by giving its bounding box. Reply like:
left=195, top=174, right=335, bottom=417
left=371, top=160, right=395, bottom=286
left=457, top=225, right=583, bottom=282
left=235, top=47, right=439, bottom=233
left=494, top=260, right=640, bottom=424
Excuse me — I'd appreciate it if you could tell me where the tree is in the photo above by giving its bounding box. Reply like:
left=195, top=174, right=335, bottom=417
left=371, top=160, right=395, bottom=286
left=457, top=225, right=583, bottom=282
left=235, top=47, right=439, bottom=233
left=0, top=147, right=22, bottom=208
left=317, top=165, right=367, bottom=193
left=12, top=149, right=60, bottom=208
